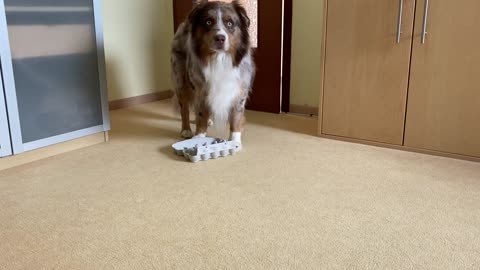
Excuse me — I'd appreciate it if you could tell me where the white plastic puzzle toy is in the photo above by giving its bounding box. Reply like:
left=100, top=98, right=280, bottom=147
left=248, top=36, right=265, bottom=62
left=172, top=137, right=241, bottom=163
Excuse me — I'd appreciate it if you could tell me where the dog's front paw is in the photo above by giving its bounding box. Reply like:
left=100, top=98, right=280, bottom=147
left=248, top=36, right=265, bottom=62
left=229, top=132, right=242, bottom=152
left=233, top=143, right=242, bottom=153
left=229, top=132, right=242, bottom=143
left=181, top=130, right=194, bottom=139
left=193, top=133, right=207, bottom=138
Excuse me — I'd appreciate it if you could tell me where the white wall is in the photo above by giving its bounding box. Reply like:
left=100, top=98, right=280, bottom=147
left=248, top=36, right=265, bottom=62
left=290, top=0, right=324, bottom=108
left=102, top=0, right=174, bottom=101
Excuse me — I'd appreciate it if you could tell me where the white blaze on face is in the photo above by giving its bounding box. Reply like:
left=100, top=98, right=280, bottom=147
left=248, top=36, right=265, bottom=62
left=215, top=9, right=229, bottom=50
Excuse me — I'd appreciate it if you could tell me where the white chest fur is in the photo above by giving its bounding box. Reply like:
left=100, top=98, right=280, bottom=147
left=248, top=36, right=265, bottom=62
left=203, top=53, right=241, bottom=124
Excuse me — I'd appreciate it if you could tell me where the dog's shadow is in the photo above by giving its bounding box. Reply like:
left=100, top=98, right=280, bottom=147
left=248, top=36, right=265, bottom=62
left=158, top=144, right=187, bottom=162
left=111, top=109, right=180, bottom=140
left=112, top=104, right=224, bottom=162
left=111, top=101, right=315, bottom=161
left=110, top=105, right=189, bottom=160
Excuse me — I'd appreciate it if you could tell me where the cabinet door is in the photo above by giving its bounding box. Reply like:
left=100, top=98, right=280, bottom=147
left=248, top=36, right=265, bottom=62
left=404, top=0, right=480, bottom=157
left=322, top=0, right=415, bottom=145
left=0, top=67, right=12, bottom=157
left=0, top=0, right=109, bottom=153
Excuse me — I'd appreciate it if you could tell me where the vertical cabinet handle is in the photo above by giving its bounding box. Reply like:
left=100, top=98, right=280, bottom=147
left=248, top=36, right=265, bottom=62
left=421, top=0, right=429, bottom=43
left=396, top=0, right=404, bottom=43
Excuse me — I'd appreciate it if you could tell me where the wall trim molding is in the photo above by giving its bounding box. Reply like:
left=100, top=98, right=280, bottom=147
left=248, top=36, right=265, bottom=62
left=109, top=90, right=173, bottom=110
left=319, top=133, right=480, bottom=163
left=0, top=132, right=106, bottom=171
left=289, top=104, right=319, bottom=116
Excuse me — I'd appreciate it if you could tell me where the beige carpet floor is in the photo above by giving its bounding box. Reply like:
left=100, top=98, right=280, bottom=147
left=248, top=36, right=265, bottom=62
left=1, top=100, right=480, bottom=269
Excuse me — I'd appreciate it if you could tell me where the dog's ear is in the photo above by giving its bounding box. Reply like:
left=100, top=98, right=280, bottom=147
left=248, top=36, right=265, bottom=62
left=231, top=1, right=251, bottom=66
left=188, top=1, right=207, bottom=25
left=232, top=0, right=250, bottom=28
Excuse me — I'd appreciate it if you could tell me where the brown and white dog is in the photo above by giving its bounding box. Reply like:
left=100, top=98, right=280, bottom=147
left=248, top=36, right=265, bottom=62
left=170, top=0, right=255, bottom=147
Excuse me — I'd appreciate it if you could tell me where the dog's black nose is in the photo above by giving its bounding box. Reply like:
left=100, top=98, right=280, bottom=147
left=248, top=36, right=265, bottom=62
left=214, top=34, right=226, bottom=45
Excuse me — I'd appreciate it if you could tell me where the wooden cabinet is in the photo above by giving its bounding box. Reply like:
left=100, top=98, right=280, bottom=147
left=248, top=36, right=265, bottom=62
left=322, top=0, right=415, bottom=145
left=404, top=0, right=480, bottom=157
left=319, top=0, right=480, bottom=160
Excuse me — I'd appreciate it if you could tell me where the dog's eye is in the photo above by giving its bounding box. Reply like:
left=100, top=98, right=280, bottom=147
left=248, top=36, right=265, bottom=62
left=227, top=21, right=234, bottom=27
left=206, top=19, right=213, bottom=26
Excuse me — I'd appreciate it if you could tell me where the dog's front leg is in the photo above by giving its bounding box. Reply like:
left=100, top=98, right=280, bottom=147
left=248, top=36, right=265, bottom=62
left=178, top=92, right=193, bottom=139
left=229, top=97, right=246, bottom=147
left=194, top=103, right=211, bottom=138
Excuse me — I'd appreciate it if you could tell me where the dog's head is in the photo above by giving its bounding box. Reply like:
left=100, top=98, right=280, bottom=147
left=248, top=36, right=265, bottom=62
left=188, top=0, right=251, bottom=65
